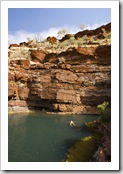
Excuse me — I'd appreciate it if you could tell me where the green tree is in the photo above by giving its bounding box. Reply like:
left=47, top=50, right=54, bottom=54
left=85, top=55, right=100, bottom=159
left=97, top=102, right=111, bottom=122
left=57, top=28, right=69, bottom=39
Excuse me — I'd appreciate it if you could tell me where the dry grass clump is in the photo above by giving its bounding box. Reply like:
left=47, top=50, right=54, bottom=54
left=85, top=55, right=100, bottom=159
left=9, top=48, right=31, bottom=60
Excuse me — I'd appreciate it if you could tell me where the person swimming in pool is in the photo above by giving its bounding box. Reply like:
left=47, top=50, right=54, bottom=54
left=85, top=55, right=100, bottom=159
left=70, top=120, right=75, bottom=126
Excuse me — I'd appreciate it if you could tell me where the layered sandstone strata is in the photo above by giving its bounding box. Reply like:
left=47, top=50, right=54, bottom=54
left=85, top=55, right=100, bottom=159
left=8, top=45, right=111, bottom=114
left=8, top=23, right=111, bottom=114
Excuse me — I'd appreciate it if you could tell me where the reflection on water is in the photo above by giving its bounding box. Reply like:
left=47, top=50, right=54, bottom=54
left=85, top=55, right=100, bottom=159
left=8, top=113, right=99, bottom=162
left=9, top=115, right=27, bottom=137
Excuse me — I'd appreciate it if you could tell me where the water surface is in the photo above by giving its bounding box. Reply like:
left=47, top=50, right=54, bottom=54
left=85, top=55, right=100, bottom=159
left=8, top=113, right=98, bottom=162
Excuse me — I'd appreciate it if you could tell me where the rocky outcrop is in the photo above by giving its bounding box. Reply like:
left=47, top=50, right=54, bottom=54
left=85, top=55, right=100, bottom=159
left=8, top=23, right=111, bottom=114
left=59, top=34, right=73, bottom=42
left=75, top=22, right=111, bottom=39
left=86, top=118, right=111, bottom=162
left=46, top=36, right=57, bottom=44
left=93, top=137, right=111, bottom=162
left=9, top=44, right=19, bottom=49
left=30, top=49, right=46, bottom=63
left=19, top=41, right=28, bottom=47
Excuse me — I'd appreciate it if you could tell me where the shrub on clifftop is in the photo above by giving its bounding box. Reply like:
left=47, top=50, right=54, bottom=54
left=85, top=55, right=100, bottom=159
left=97, top=101, right=111, bottom=122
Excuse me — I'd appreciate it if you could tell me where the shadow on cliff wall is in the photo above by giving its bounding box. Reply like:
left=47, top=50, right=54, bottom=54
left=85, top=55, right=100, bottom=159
left=25, top=78, right=55, bottom=112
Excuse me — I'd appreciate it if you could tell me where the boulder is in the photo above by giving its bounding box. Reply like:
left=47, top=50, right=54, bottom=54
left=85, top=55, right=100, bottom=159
left=30, top=49, right=46, bottom=63
left=9, top=44, right=19, bottom=49
left=60, top=34, right=73, bottom=42
left=19, top=42, right=28, bottom=47
left=47, top=36, right=57, bottom=44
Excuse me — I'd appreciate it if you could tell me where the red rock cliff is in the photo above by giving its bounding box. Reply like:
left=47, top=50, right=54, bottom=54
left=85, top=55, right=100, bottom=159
left=8, top=23, right=111, bottom=114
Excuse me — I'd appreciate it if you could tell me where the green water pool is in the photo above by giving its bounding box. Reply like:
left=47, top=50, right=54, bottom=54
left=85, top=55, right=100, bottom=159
left=8, top=113, right=98, bottom=162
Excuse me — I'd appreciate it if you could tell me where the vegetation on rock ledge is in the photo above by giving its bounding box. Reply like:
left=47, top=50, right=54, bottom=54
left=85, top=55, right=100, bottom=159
left=65, top=102, right=111, bottom=162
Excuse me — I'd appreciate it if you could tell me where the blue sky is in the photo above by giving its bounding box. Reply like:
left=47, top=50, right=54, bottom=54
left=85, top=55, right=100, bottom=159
left=8, top=8, right=111, bottom=44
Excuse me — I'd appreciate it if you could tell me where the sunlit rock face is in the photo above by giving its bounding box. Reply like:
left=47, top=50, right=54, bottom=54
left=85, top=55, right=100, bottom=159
left=8, top=23, right=111, bottom=114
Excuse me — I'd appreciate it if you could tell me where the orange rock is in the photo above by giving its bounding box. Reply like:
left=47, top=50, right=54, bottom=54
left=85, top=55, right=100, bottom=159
left=8, top=72, right=15, bottom=81
left=56, top=90, right=81, bottom=104
left=17, top=59, right=30, bottom=69
left=30, top=49, right=46, bottom=63
left=8, top=82, right=17, bottom=99
left=9, top=44, right=19, bottom=49
left=77, top=47, right=96, bottom=55
left=56, top=70, right=78, bottom=83
left=15, top=68, right=28, bottom=82
left=8, top=100, right=27, bottom=107
left=18, top=87, right=29, bottom=99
